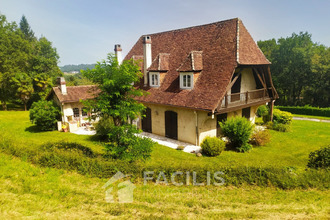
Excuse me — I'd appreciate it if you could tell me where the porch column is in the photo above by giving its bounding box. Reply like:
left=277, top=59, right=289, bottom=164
left=269, top=100, right=275, bottom=121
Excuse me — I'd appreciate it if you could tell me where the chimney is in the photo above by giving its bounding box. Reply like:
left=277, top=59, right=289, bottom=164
left=143, top=36, right=152, bottom=86
left=57, top=77, right=67, bottom=95
left=114, top=44, right=122, bottom=65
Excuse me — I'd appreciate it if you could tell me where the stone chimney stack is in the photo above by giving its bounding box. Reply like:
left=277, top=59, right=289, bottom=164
left=57, top=77, right=67, bottom=95
left=114, top=44, right=122, bottom=65
left=143, top=36, right=152, bottom=86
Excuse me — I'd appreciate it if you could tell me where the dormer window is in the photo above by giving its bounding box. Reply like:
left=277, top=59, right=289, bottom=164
left=180, top=72, right=193, bottom=89
left=149, top=72, right=159, bottom=87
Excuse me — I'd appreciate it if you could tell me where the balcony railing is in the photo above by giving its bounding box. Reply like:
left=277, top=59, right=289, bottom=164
left=220, top=88, right=269, bottom=108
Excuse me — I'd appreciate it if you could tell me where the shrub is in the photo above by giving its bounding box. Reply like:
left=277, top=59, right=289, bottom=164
left=104, top=124, right=154, bottom=162
left=250, top=129, right=271, bottom=146
left=272, top=122, right=291, bottom=132
left=273, top=109, right=293, bottom=124
left=307, top=146, right=330, bottom=169
left=220, top=117, right=254, bottom=152
left=29, top=100, right=61, bottom=131
left=201, top=137, right=225, bottom=156
left=256, top=105, right=269, bottom=117
left=94, top=115, right=114, bottom=141
left=263, top=109, right=292, bottom=124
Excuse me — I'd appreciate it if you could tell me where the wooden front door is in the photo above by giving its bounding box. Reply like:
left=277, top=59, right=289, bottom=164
left=142, top=107, right=152, bottom=132
left=242, top=107, right=251, bottom=120
left=216, top=113, right=227, bottom=137
left=165, top=111, right=178, bottom=140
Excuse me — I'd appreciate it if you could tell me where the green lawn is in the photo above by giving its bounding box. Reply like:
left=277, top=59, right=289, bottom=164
left=1, top=111, right=329, bottom=170
left=1, top=152, right=329, bottom=219
left=0, top=111, right=329, bottom=218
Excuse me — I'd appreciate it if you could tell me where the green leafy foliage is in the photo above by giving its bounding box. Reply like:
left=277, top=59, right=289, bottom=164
left=258, top=32, right=329, bottom=107
left=94, top=115, right=114, bottom=140
left=201, top=137, right=225, bottom=156
left=220, top=117, right=254, bottom=152
left=29, top=100, right=61, bottom=131
left=11, top=72, right=34, bottom=111
left=250, top=129, right=271, bottom=146
left=82, top=53, right=152, bottom=161
left=256, top=105, right=269, bottom=117
left=83, top=54, right=146, bottom=126
left=103, top=124, right=154, bottom=162
left=263, top=109, right=293, bottom=124
left=307, top=146, right=330, bottom=169
left=0, top=14, right=61, bottom=110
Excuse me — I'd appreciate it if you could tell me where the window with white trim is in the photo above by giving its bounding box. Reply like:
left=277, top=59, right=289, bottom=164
left=180, top=72, right=193, bottom=89
left=149, top=72, right=159, bottom=87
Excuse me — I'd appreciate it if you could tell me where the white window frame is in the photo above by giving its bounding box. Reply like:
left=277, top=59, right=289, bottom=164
left=149, top=72, right=160, bottom=87
left=180, top=72, right=194, bottom=89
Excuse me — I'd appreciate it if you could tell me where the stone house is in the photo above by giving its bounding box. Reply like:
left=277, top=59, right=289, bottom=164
left=123, top=18, right=278, bottom=145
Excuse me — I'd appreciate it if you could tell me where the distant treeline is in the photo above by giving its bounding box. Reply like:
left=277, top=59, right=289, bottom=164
left=60, top=64, right=96, bottom=73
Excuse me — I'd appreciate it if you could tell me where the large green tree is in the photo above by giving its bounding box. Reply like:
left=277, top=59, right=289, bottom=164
left=258, top=32, right=329, bottom=107
left=83, top=54, right=146, bottom=126
left=0, top=14, right=62, bottom=110
left=0, top=14, right=30, bottom=110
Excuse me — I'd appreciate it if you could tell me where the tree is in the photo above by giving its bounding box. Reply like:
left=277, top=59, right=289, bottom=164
left=29, top=100, right=61, bottom=131
left=12, top=72, right=34, bottom=111
left=83, top=54, right=146, bottom=126
left=0, top=14, right=30, bottom=110
left=83, top=54, right=153, bottom=161
left=258, top=32, right=329, bottom=107
left=19, top=15, right=35, bottom=41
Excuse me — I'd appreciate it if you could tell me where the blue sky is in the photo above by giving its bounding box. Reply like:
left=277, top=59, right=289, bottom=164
left=1, top=0, right=329, bottom=65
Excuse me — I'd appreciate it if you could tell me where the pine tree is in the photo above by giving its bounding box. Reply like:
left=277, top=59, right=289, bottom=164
left=19, top=15, right=35, bottom=41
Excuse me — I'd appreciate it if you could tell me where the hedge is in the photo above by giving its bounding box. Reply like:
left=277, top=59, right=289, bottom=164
left=276, top=106, right=330, bottom=117
left=1, top=135, right=329, bottom=190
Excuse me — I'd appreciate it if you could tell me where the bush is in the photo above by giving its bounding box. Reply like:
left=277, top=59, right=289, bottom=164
left=29, top=100, right=61, bottom=131
left=256, top=105, right=269, bottom=117
left=307, top=146, right=330, bottom=169
left=104, top=124, right=154, bottom=162
left=201, top=137, right=225, bottom=156
left=273, top=109, right=293, bottom=124
left=272, top=122, right=291, bottom=132
left=263, top=109, right=293, bottom=124
left=220, top=117, right=254, bottom=152
left=276, top=105, right=330, bottom=117
left=94, top=115, right=114, bottom=141
left=250, top=129, right=271, bottom=146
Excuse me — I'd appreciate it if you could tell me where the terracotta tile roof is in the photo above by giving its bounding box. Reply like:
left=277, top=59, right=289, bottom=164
left=177, top=51, right=203, bottom=72
left=148, top=53, right=170, bottom=72
left=125, top=18, right=270, bottom=112
left=50, top=85, right=100, bottom=103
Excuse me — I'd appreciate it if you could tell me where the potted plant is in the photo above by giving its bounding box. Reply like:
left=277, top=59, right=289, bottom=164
left=62, top=124, right=68, bottom=132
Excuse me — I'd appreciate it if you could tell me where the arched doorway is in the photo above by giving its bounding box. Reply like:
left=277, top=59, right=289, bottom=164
left=165, top=111, right=178, bottom=140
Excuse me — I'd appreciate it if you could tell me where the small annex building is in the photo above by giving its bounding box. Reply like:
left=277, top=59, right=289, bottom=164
left=47, top=77, right=99, bottom=132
